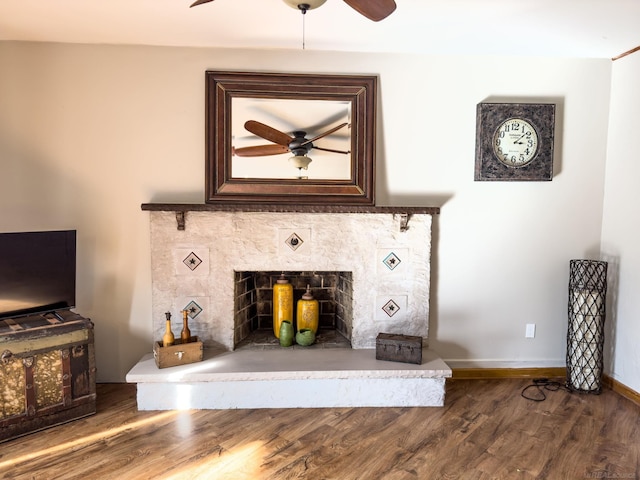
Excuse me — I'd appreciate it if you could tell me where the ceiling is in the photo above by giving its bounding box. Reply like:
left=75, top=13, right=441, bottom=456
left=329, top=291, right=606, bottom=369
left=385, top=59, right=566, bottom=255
left=1, top=0, right=638, bottom=59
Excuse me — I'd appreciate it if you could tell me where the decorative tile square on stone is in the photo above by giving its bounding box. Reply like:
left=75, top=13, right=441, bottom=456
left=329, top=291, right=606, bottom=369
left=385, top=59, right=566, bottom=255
left=285, top=232, right=304, bottom=251
left=183, top=252, right=203, bottom=271
left=173, top=248, right=209, bottom=276
left=377, top=248, right=409, bottom=275
left=383, top=252, right=402, bottom=271
left=382, top=299, right=401, bottom=318
left=183, top=300, right=203, bottom=319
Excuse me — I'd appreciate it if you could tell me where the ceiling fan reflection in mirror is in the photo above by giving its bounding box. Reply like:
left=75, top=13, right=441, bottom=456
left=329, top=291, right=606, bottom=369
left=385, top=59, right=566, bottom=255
left=189, top=0, right=397, bottom=22
left=233, top=120, right=350, bottom=179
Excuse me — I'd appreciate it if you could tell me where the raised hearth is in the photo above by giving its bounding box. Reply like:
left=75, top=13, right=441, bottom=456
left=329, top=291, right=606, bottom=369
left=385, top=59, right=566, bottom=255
left=127, top=204, right=450, bottom=409
left=126, top=346, right=451, bottom=409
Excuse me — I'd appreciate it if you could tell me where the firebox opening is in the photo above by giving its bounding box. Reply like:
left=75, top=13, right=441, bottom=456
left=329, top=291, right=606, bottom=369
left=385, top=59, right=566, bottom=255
left=234, top=271, right=353, bottom=349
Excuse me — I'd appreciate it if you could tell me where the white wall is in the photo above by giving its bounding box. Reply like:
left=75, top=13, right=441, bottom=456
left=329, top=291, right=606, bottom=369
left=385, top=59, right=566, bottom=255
left=601, top=52, right=640, bottom=393
left=0, top=41, right=612, bottom=381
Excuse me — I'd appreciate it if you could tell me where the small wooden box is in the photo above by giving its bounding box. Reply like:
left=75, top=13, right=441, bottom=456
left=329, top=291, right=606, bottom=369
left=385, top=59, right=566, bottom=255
left=1, top=310, right=96, bottom=443
left=376, top=333, right=423, bottom=365
left=153, top=337, right=203, bottom=369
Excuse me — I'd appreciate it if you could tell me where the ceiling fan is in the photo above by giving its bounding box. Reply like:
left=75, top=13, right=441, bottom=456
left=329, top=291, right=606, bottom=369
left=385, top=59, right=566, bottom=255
left=189, top=0, right=397, bottom=22
left=233, top=120, right=350, bottom=173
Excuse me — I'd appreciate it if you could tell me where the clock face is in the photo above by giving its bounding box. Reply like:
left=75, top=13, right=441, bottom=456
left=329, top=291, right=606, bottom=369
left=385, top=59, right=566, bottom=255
left=492, top=118, right=539, bottom=167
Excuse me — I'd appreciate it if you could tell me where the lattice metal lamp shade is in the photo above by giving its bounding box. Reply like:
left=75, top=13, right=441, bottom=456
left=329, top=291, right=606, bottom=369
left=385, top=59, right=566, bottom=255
left=566, top=259, right=607, bottom=393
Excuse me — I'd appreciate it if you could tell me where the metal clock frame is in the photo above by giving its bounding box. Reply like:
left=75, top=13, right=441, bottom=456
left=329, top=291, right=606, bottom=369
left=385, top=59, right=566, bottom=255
left=475, top=102, right=555, bottom=181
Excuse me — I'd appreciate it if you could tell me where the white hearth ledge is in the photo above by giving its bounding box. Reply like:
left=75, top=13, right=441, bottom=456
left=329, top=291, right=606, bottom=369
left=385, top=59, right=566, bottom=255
left=126, top=347, right=451, bottom=410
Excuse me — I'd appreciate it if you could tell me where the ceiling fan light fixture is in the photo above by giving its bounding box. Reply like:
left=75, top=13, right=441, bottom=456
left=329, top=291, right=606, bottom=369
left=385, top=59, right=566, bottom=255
left=289, top=155, right=313, bottom=170
left=282, top=0, right=327, bottom=12
left=192, top=0, right=397, bottom=23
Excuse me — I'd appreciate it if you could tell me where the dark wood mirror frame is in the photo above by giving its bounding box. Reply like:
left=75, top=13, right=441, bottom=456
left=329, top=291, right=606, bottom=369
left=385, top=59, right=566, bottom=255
left=205, top=71, right=377, bottom=205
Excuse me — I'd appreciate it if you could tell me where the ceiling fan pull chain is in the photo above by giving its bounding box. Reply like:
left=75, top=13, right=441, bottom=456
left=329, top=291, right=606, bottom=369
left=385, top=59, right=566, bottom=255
left=294, top=3, right=312, bottom=50
left=302, top=7, right=306, bottom=50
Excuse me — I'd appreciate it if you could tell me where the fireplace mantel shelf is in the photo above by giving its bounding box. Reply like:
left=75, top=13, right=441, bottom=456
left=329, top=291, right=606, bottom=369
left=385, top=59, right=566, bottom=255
left=141, top=203, right=440, bottom=231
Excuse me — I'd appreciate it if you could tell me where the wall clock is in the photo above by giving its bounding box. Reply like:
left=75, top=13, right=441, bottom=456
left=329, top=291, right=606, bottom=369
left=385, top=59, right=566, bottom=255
left=475, top=102, right=555, bottom=181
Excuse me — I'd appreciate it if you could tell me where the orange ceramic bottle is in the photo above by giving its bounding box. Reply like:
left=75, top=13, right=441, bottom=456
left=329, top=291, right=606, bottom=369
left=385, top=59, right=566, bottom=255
left=273, top=274, right=293, bottom=338
left=296, top=285, right=319, bottom=334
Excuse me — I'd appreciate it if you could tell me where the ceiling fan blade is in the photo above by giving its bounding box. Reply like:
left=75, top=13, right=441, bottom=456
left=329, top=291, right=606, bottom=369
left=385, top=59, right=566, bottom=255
left=189, top=0, right=215, bottom=7
left=300, top=122, right=348, bottom=146
left=343, top=0, right=396, bottom=21
left=313, top=146, right=351, bottom=155
left=232, top=144, right=290, bottom=157
left=244, top=120, right=293, bottom=146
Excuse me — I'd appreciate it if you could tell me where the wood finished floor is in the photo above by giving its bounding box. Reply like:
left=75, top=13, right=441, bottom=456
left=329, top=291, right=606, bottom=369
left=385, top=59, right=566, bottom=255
left=0, top=379, right=638, bottom=480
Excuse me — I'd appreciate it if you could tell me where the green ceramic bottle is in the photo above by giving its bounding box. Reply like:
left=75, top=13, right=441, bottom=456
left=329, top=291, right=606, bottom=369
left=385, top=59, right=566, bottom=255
left=295, top=328, right=316, bottom=346
left=279, top=320, right=294, bottom=347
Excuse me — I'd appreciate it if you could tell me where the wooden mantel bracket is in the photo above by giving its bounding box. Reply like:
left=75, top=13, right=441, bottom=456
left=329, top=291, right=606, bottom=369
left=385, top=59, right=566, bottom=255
left=176, top=211, right=186, bottom=231
left=398, top=213, right=410, bottom=232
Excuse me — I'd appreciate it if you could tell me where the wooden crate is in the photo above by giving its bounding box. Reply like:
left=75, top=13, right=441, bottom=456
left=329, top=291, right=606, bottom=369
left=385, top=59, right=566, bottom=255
left=153, top=337, right=203, bottom=369
left=0, top=310, right=96, bottom=443
left=375, top=333, right=423, bottom=365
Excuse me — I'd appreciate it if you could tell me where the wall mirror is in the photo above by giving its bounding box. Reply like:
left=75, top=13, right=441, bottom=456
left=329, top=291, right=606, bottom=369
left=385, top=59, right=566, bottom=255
left=205, top=71, right=376, bottom=205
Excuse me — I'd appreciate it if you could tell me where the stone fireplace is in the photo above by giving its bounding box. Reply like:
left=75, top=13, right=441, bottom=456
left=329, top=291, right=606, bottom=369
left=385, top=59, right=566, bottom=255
left=126, top=204, right=451, bottom=410
left=146, top=206, right=435, bottom=350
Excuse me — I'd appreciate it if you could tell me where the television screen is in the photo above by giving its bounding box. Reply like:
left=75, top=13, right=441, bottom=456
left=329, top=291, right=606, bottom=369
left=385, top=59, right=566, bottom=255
left=0, top=230, right=76, bottom=319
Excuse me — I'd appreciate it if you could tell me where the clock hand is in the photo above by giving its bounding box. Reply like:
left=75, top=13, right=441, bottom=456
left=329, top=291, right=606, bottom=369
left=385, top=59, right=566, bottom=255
left=513, top=133, right=527, bottom=144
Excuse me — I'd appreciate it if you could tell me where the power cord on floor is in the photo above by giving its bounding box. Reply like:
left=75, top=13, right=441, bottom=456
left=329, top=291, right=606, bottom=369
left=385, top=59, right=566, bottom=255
left=521, top=378, right=572, bottom=401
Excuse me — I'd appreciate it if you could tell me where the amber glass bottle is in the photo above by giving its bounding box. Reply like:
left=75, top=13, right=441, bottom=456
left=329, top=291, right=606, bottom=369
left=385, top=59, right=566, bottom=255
left=273, top=274, right=293, bottom=338
left=181, top=310, right=191, bottom=343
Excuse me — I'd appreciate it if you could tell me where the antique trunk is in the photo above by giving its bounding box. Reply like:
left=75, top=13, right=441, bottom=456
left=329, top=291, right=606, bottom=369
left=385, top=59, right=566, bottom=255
left=0, top=310, right=96, bottom=443
left=153, top=337, right=203, bottom=369
left=376, top=333, right=423, bottom=365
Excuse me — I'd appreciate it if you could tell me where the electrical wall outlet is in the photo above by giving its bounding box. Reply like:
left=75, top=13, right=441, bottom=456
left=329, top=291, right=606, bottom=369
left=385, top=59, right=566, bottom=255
left=525, top=323, right=536, bottom=338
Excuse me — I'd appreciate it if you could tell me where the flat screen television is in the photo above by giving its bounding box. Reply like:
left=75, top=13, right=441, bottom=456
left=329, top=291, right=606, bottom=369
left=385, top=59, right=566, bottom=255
left=0, top=230, right=76, bottom=320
